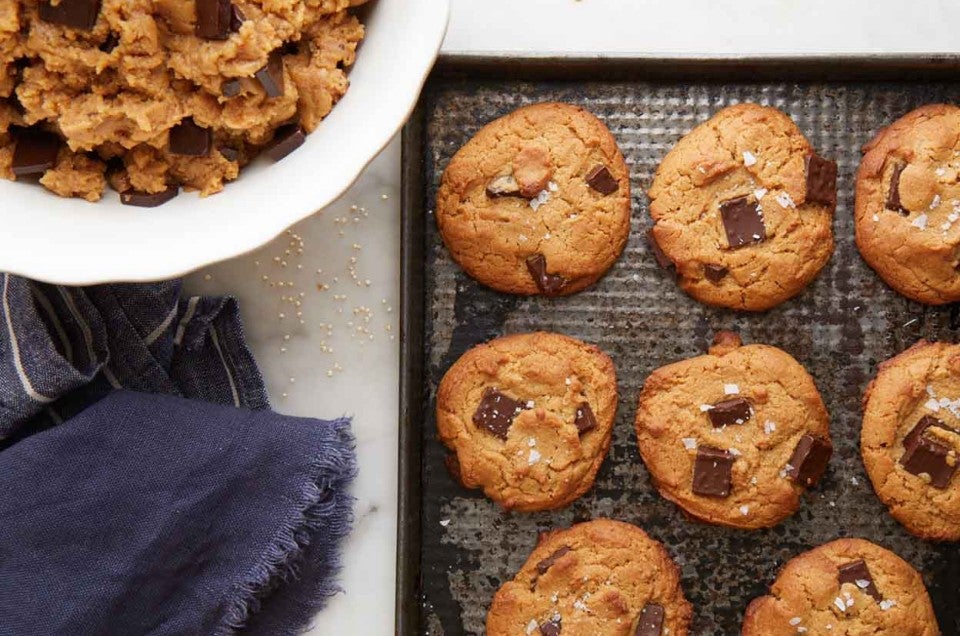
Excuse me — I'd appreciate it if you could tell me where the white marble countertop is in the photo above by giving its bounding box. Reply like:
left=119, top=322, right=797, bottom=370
left=183, top=2, right=958, bottom=634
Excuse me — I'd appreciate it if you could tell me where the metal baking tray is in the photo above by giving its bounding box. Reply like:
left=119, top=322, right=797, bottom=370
left=398, top=58, right=960, bottom=636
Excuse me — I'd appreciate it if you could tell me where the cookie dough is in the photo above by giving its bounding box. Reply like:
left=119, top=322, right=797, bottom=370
left=436, top=102, right=632, bottom=296
left=647, top=103, right=836, bottom=311
left=486, top=519, right=692, bottom=636
left=742, top=538, right=941, bottom=636
left=1, top=0, right=365, bottom=203
left=861, top=339, right=960, bottom=541
left=436, top=332, right=617, bottom=511
left=635, top=331, right=832, bottom=529
left=855, top=104, right=960, bottom=304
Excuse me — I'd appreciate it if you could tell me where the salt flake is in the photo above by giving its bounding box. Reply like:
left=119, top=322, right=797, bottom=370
left=724, top=383, right=740, bottom=395
left=911, top=213, right=928, bottom=230
left=743, top=151, right=758, bottom=167
left=682, top=438, right=698, bottom=450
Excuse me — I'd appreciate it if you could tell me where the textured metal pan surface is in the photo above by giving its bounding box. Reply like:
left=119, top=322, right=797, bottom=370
left=411, top=77, right=960, bottom=635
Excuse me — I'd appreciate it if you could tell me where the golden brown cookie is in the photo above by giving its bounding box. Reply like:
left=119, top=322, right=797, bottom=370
left=855, top=104, right=960, bottom=304
left=635, top=331, right=832, bottom=529
left=861, top=340, right=960, bottom=541
left=436, top=102, right=631, bottom=296
left=437, top=332, right=617, bottom=511
left=647, top=103, right=836, bottom=311
left=2, top=0, right=365, bottom=203
left=487, top=519, right=692, bottom=636
left=742, top=538, right=941, bottom=636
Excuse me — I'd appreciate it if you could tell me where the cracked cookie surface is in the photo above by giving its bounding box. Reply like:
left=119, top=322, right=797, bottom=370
left=861, top=340, right=960, bottom=541
left=635, top=331, right=832, bottom=529
left=743, top=538, right=940, bottom=636
left=855, top=104, right=960, bottom=304
left=436, top=332, right=617, bottom=511
left=435, top=102, right=631, bottom=296
left=647, top=103, right=836, bottom=311
left=486, top=519, right=692, bottom=636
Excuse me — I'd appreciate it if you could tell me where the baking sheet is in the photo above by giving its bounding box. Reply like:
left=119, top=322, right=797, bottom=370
left=404, top=74, right=960, bottom=635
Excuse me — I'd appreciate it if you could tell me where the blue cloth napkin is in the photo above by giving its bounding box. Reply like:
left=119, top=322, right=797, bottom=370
left=0, top=275, right=357, bottom=635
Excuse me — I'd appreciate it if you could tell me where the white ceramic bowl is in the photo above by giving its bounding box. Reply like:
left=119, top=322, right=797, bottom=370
left=0, top=0, right=448, bottom=285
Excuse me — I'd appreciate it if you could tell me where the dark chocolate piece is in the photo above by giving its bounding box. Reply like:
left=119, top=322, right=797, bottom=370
left=635, top=603, right=665, bottom=636
left=647, top=229, right=674, bottom=270
left=472, top=387, right=529, bottom=440
left=221, top=78, right=243, bottom=98
left=692, top=446, right=735, bottom=498
left=38, top=0, right=101, bottom=30
left=784, top=434, right=832, bottom=487
left=195, top=0, right=231, bottom=40
left=486, top=174, right=521, bottom=197
left=574, top=403, right=597, bottom=434
left=703, top=263, right=728, bottom=283
left=119, top=186, right=180, bottom=208
left=805, top=153, right=838, bottom=207
left=585, top=164, right=618, bottom=195
left=255, top=50, right=285, bottom=98
left=901, top=435, right=957, bottom=489
left=706, top=398, right=752, bottom=427
left=525, top=254, right=566, bottom=296
left=539, top=619, right=561, bottom=636
left=218, top=146, right=239, bottom=162
left=12, top=130, right=60, bottom=177
left=838, top=559, right=882, bottom=602
left=903, top=415, right=958, bottom=450
left=168, top=118, right=211, bottom=156
left=230, top=4, right=246, bottom=31
left=886, top=163, right=909, bottom=214
left=263, top=124, right=305, bottom=161
left=720, top=195, right=766, bottom=248
left=536, top=546, right=571, bottom=576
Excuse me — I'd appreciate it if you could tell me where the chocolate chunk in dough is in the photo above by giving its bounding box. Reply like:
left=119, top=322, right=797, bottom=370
left=169, top=118, right=211, bottom=157
left=585, top=164, right=619, bottom=195
left=196, top=0, right=232, bottom=40
left=720, top=195, right=766, bottom=248
left=472, top=388, right=529, bottom=440
left=486, top=174, right=521, bottom=197
left=255, top=50, right=286, bottom=98
left=12, top=130, right=60, bottom=177
left=805, top=153, right=838, bottom=206
left=635, top=603, right=665, bottom=636
left=120, top=186, right=180, bottom=208
left=904, top=415, right=957, bottom=450
left=536, top=546, right=571, bottom=576
left=218, top=146, right=239, bottom=162
left=39, top=0, right=101, bottom=30
left=706, top=398, right=752, bottom=427
left=230, top=4, right=246, bottom=32
left=703, top=263, right=728, bottom=283
left=838, top=559, right=882, bottom=601
left=886, top=163, right=909, bottom=214
left=647, top=229, right=674, bottom=271
left=221, top=78, right=243, bottom=98
left=692, top=446, right=735, bottom=498
left=901, top=435, right=957, bottom=489
left=784, top=434, right=832, bottom=487
left=525, top=254, right=567, bottom=296
left=264, top=124, right=305, bottom=161
left=574, top=403, right=597, bottom=434
left=539, top=620, right=561, bottom=636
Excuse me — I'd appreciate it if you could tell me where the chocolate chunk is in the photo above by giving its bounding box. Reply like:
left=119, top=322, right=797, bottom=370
left=901, top=435, right=957, bottom=489
left=805, top=153, right=838, bottom=207
left=903, top=415, right=958, bottom=451
left=574, top=403, right=597, bottom=434
left=218, top=146, right=239, bottom=162
left=39, top=0, right=101, bottom=30
left=98, top=32, right=119, bottom=53
left=254, top=50, right=285, bottom=98
left=472, top=388, right=529, bottom=440
left=263, top=124, right=305, bottom=161
left=525, top=254, right=567, bottom=296
left=635, top=603, right=665, bottom=636
left=119, top=186, right=180, bottom=208
left=486, top=174, right=521, bottom=197
left=692, top=446, right=735, bottom=498
left=221, top=78, right=243, bottom=98
left=196, top=0, right=231, bottom=40
left=12, top=130, right=60, bottom=177
left=707, top=398, right=752, bottom=427
left=886, top=163, right=909, bottom=214
left=536, top=546, right=571, bottom=575
left=647, top=229, right=674, bottom=270
left=784, top=434, right=832, bottom=487
left=539, top=619, right=561, bottom=636
left=168, top=118, right=211, bottom=156
left=703, top=263, right=728, bottom=283
left=230, top=4, right=246, bottom=31
left=585, top=164, right=618, bottom=195
left=838, top=559, right=882, bottom=602
left=720, top=195, right=766, bottom=248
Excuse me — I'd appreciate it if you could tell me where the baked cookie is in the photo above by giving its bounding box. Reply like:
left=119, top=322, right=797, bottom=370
left=742, top=538, right=941, bottom=636
left=861, top=340, right=960, bottom=541
left=855, top=104, right=960, bottom=304
left=436, top=102, right=631, bottom=296
left=647, top=103, right=836, bottom=311
left=437, top=332, right=617, bottom=511
left=635, top=331, right=832, bottom=529
left=487, top=519, right=692, bottom=636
